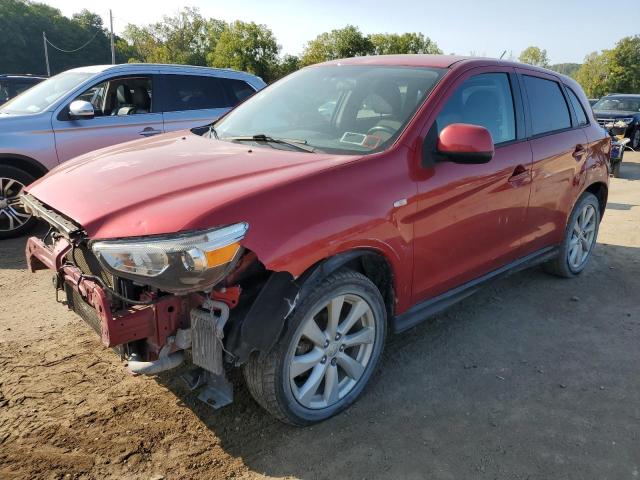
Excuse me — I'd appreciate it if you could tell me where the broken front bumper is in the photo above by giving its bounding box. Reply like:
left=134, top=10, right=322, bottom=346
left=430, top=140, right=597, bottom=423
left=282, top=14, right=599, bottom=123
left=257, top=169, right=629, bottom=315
left=25, top=235, right=192, bottom=354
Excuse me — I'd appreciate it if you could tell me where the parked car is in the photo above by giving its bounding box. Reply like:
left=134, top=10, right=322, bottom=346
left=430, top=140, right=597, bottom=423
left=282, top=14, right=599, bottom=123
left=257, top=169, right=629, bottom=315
left=23, top=55, right=609, bottom=426
left=592, top=94, right=640, bottom=149
left=0, top=64, right=265, bottom=238
left=588, top=98, right=599, bottom=107
left=0, top=74, right=46, bottom=104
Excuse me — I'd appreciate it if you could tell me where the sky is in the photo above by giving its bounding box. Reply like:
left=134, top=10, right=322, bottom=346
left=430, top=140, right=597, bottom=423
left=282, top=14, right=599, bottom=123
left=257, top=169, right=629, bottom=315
left=45, top=0, right=639, bottom=64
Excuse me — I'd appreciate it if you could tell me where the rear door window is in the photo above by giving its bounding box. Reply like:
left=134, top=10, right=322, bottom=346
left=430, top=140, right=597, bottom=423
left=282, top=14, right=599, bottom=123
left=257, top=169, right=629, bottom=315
left=220, top=78, right=255, bottom=105
left=435, top=72, right=516, bottom=145
left=523, top=75, right=571, bottom=135
left=162, top=75, right=228, bottom=112
left=566, top=87, right=588, bottom=126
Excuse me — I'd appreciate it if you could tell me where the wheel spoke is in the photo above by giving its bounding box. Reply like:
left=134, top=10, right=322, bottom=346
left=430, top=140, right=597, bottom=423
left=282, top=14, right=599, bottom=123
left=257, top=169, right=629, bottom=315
left=297, top=363, right=326, bottom=405
left=290, top=347, right=324, bottom=378
left=336, top=352, right=365, bottom=380
left=323, top=364, right=339, bottom=404
left=583, top=207, right=594, bottom=226
left=1, top=178, right=16, bottom=197
left=326, top=295, right=344, bottom=339
left=301, top=318, right=327, bottom=347
left=569, top=245, right=579, bottom=265
left=573, top=223, right=582, bottom=235
left=337, top=299, right=370, bottom=336
left=343, top=327, right=375, bottom=348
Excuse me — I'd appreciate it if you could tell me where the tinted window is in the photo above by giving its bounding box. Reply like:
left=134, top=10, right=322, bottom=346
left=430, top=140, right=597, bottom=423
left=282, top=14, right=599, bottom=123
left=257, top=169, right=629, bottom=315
left=163, top=75, right=227, bottom=112
left=221, top=78, right=255, bottom=105
left=523, top=75, right=571, bottom=135
left=435, top=73, right=516, bottom=144
left=567, top=88, right=588, bottom=126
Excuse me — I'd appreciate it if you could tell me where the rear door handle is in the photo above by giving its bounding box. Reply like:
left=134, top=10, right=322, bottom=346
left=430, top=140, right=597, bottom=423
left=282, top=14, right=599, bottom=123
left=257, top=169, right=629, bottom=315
left=139, top=127, right=163, bottom=137
left=573, top=144, right=586, bottom=160
left=508, top=164, right=531, bottom=186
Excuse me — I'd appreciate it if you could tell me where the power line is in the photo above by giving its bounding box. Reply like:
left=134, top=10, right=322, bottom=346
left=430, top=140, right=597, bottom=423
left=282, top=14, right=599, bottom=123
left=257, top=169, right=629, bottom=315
left=45, top=29, right=101, bottom=53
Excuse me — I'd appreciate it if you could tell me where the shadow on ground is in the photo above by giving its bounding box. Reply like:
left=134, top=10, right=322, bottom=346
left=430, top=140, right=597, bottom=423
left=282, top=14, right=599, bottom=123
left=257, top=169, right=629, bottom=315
left=155, top=243, right=640, bottom=479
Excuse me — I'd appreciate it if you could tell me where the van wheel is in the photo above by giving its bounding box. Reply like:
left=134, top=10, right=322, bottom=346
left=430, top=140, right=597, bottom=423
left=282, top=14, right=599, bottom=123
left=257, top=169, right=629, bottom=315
left=543, top=192, right=600, bottom=278
left=0, top=166, right=38, bottom=239
left=243, top=269, right=386, bottom=426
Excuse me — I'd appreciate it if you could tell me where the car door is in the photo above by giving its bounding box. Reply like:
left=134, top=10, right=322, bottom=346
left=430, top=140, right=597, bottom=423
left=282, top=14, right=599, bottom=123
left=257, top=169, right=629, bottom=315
left=159, top=74, right=236, bottom=132
left=516, top=69, right=590, bottom=253
left=52, top=74, right=164, bottom=162
left=412, top=68, right=533, bottom=303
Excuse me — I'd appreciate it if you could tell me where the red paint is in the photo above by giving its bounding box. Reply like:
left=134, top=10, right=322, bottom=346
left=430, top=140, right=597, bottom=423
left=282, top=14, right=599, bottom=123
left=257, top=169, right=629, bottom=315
left=437, top=123, right=494, bottom=156
left=26, top=56, right=609, bottom=319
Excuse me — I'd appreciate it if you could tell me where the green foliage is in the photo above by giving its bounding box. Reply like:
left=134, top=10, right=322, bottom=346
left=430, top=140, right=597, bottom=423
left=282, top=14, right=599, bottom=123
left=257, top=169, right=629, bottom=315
left=574, top=36, right=640, bottom=97
left=208, top=21, right=280, bottom=82
left=122, top=7, right=211, bottom=65
left=518, top=46, right=550, bottom=68
left=369, top=32, right=441, bottom=55
left=0, top=0, right=126, bottom=75
left=549, top=63, right=581, bottom=77
left=301, top=25, right=373, bottom=66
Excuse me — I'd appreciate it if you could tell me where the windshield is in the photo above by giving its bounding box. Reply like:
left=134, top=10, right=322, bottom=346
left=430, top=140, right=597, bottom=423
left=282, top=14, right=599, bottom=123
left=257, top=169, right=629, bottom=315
left=215, top=65, right=445, bottom=154
left=0, top=71, right=94, bottom=114
left=593, top=96, right=640, bottom=113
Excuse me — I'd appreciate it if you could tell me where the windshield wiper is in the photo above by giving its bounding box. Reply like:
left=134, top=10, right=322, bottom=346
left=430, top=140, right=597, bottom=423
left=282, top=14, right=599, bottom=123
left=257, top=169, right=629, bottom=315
left=224, top=134, right=316, bottom=153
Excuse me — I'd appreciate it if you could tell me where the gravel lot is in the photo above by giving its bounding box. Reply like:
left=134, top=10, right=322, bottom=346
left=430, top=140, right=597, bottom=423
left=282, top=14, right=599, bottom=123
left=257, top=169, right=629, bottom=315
left=1, top=153, right=640, bottom=480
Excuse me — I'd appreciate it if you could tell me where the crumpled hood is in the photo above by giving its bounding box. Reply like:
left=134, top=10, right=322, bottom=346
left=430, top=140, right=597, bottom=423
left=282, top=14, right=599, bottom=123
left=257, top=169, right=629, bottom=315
left=27, top=130, right=352, bottom=239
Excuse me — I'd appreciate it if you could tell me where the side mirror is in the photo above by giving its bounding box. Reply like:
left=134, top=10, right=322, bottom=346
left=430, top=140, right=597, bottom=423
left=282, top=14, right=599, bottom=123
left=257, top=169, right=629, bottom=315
left=69, top=100, right=94, bottom=119
left=436, top=123, right=494, bottom=164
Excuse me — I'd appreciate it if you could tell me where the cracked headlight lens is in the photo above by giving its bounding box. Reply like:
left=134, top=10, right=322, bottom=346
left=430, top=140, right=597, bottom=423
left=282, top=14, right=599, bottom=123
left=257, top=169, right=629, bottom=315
left=91, top=223, right=248, bottom=293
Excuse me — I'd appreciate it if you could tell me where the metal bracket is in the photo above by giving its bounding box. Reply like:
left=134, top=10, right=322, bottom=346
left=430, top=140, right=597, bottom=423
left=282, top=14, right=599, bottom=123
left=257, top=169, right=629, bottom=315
left=181, top=367, right=233, bottom=409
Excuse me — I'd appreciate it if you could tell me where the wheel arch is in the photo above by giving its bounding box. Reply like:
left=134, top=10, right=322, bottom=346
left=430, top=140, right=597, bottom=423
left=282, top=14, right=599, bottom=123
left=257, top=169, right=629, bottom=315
left=584, top=181, right=608, bottom=218
left=0, top=154, right=49, bottom=180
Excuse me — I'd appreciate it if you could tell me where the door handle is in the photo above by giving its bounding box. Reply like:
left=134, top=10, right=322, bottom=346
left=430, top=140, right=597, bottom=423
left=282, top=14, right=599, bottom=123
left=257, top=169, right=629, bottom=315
left=572, top=144, right=586, bottom=160
left=139, top=127, right=162, bottom=137
left=508, top=164, right=531, bottom=186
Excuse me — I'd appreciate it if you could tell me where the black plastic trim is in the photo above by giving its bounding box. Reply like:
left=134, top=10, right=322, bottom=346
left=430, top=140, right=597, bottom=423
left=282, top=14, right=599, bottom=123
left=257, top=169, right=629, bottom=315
left=392, top=246, right=559, bottom=333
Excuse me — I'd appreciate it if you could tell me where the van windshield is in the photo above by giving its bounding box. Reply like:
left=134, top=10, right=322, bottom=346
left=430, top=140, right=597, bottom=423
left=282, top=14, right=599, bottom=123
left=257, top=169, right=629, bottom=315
left=0, top=71, right=93, bottom=115
left=215, top=65, right=445, bottom=154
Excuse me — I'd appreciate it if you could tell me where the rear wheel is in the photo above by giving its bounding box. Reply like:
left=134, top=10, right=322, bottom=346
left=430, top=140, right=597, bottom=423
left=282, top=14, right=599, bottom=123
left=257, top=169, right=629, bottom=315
left=0, top=166, right=38, bottom=239
left=243, top=269, right=386, bottom=425
left=543, top=192, right=600, bottom=278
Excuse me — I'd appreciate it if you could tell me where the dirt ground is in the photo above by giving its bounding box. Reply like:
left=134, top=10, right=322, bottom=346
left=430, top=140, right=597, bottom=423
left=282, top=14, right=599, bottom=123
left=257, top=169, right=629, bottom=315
left=1, top=153, right=640, bottom=480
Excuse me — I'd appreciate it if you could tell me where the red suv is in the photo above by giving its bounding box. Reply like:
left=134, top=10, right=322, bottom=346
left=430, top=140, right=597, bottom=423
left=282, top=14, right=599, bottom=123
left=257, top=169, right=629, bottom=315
left=23, top=55, right=609, bottom=425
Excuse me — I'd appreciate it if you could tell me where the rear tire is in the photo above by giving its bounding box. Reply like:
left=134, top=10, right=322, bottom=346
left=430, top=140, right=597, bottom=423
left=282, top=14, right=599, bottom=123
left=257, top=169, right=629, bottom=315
left=543, top=192, right=600, bottom=278
left=243, top=269, right=387, bottom=426
left=0, top=166, right=38, bottom=239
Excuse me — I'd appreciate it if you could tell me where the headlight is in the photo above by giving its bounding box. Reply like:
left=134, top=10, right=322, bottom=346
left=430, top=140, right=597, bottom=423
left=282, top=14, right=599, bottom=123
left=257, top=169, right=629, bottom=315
left=91, top=223, right=248, bottom=294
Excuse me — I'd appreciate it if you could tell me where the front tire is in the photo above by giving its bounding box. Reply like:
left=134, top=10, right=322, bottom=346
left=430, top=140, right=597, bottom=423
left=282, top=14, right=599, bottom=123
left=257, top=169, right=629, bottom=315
left=543, top=192, right=600, bottom=278
left=0, top=166, right=38, bottom=239
left=631, top=127, right=640, bottom=150
left=243, top=269, right=387, bottom=426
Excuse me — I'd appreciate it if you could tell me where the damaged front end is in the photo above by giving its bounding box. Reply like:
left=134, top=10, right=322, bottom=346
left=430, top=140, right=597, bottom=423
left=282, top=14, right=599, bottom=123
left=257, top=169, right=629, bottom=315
left=22, top=193, right=299, bottom=409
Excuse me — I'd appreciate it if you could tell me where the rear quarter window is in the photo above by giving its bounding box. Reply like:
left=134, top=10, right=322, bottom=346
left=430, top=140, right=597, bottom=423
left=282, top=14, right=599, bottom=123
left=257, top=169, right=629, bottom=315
left=221, top=78, right=256, bottom=105
left=523, top=75, right=571, bottom=136
left=566, top=87, right=589, bottom=126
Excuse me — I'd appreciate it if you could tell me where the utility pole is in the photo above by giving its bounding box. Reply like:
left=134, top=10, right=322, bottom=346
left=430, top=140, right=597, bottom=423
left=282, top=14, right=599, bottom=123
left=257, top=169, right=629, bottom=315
left=43, top=31, right=51, bottom=76
left=109, top=9, right=115, bottom=64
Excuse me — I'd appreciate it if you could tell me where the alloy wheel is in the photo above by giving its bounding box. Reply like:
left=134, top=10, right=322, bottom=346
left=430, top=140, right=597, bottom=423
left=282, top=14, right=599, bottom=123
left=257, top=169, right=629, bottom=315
left=288, top=293, right=376, bottom=409
left=0, top=177, right=31, bottom=232
left=568, top=203, right=597, bottom=270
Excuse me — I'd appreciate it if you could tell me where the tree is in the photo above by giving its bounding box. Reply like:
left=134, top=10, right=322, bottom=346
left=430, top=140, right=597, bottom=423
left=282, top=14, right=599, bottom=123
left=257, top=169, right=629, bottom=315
left=518, top=46, right=550, bottom=67
left=301, top=25, right=373, bottom=66
left=209, top=21, right=280, bottom=82
left=574, top=51, right=612, bottom=98
left=549, top=63, right=581, bottom=77
left=122, top=7, right=211, bottom=65
left=369, top=32, right=441, bottom=55
left=606, top=35, right=640, bottom=94
left=275, top=54, right=301, bottom=79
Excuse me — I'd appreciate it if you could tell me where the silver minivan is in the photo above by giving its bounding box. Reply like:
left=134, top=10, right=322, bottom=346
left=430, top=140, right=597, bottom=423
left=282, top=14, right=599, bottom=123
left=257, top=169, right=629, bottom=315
left=0, top=64, right=266, bottom=238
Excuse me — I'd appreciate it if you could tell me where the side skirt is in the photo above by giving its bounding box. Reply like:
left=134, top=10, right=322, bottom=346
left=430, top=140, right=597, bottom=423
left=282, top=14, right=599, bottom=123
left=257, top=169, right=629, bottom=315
left=391, top=246, right=559, bottom=333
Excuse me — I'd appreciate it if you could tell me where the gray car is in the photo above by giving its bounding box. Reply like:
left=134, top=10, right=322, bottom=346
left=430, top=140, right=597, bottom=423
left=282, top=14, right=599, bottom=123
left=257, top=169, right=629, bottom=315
left=0, top=63, right=266, bottom=238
